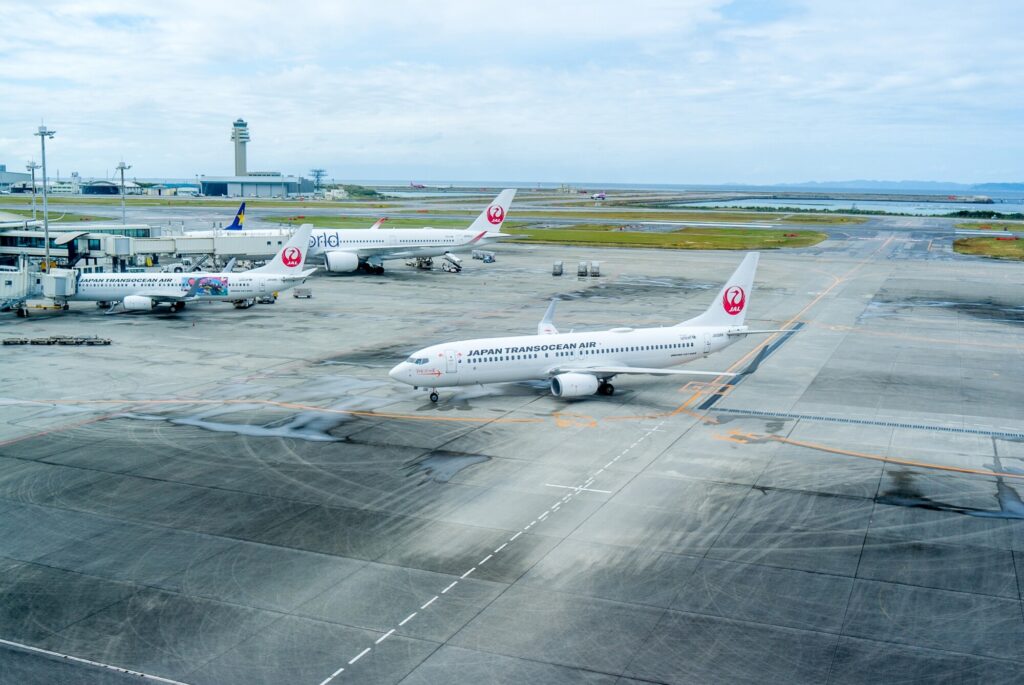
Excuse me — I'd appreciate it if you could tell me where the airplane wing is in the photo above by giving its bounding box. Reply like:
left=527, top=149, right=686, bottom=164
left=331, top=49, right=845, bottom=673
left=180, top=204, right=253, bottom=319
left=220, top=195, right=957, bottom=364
left=548, top=365, right=737, bottom=378
left=553, top=343, right=773, bottom=379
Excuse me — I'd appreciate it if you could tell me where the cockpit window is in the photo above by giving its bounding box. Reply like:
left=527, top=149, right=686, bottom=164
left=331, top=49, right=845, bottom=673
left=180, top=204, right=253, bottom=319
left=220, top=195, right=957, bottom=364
left=405, top=357, right=429, bottom=365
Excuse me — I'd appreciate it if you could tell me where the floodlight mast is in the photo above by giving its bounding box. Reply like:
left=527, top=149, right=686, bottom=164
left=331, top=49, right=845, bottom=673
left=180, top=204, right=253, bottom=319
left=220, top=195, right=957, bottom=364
left=34, top=126, right=55, bottom=271
left=116, top=160, right=132, bottom=225
left=26, top=160, right=40, bottom=220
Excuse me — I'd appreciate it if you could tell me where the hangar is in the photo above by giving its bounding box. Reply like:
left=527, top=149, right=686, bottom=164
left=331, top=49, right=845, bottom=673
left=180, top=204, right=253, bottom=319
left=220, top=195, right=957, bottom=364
left=200, top=173, right=313, bottom=198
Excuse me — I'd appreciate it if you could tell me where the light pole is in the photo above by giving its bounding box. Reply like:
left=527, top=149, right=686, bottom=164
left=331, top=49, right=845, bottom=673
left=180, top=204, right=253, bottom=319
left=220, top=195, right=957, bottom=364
left=26, top=161, right=40, bottom=220
left=116, top=160, right=131, bottom=226
left=34, top=126, right=55, bottom=271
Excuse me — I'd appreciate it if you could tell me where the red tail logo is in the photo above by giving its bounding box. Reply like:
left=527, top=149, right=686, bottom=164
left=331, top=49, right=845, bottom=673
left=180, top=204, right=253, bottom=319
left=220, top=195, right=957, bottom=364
left=486, top=205, right=505, bottom=224
left=722, top=286, right=745, bottom=315
left=282, top=247, right=302, bottom=268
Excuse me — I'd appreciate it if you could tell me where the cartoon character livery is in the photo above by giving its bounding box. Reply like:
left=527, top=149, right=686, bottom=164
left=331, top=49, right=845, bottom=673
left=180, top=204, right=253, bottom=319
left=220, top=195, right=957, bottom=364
left=65, top=224, right=315, bottom=313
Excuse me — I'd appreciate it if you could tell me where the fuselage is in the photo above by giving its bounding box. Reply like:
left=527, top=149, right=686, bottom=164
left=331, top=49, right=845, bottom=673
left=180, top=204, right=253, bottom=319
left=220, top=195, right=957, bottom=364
left=389, top=324, right=741, bottom=388
left=309, top=228, right=504, bottom=260
left=69, top=271, right=287, bottom=302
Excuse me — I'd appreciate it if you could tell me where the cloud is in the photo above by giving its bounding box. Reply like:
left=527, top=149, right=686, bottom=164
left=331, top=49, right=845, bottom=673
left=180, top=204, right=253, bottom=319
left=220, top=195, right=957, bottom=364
left=0, top=0, right=1020, bottom=183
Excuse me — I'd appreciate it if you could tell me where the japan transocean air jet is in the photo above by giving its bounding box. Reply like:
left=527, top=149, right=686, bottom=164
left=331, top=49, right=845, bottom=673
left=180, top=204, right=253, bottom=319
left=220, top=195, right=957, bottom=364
left=66, top=224, right=315, bottom=313
left=390, top=253, right=784, bottom=401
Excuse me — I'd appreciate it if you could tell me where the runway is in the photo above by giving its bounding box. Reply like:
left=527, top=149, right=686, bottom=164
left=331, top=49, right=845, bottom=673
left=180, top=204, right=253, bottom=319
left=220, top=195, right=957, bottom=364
left=1, top=227, right=1023, bottom=683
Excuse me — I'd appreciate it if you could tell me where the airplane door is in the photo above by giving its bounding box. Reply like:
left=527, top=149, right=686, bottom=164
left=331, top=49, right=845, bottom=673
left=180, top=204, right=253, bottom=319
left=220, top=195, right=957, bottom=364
left=703, top=333, right=712, bottom=355
left=256, top=277, right=267, bottom=293
left=445, top=350, right=458, bottom=373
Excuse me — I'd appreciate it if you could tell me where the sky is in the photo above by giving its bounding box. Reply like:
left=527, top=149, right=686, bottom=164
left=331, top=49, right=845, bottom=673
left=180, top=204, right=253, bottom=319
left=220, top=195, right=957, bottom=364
left=0, top=0, right=1021, bottom=185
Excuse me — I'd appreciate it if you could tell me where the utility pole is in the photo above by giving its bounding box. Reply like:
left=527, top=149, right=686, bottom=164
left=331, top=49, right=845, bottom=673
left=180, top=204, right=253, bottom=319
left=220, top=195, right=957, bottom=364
left=34, top=126, right=55, bottom=272
left=116, top=160, right=132, bottom=226
left=26, top=160, right=40, bottom=220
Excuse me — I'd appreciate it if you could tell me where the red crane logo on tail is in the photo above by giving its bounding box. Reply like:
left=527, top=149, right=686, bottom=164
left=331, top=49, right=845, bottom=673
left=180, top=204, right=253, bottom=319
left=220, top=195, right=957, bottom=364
left=722, top=286, right=745, bottom=315
left=282, top=247, right=302, bottom=267
left=486, top=205, right=505, bottom=224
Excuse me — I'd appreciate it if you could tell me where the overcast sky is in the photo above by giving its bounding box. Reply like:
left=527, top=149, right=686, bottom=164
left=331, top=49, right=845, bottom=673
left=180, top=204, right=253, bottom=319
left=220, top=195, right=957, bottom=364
left=0, top=0, right=1020, bottom=184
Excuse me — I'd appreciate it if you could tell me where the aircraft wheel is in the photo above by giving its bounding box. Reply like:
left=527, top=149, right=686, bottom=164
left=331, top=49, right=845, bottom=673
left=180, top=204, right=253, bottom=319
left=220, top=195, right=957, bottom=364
left=429, top=391, right=439, bottom=403
left=373, top=265, right=385, bottom=275
left=599, top=382, right=614, bottom=396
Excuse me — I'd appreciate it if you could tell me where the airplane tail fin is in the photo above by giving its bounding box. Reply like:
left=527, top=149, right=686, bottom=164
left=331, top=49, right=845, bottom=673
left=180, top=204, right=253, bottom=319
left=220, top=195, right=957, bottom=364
left=248, top=224, right=313, bottom=275
left=466, top=189, right=516, bottom=234
left=225, top=202, right=246, bottom=230
left=679, top=253, right=759, bottom=327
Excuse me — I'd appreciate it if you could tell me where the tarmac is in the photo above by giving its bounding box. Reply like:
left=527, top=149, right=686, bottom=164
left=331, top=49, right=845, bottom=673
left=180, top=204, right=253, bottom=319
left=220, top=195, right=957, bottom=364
left=1, top=226, right=1023, bottom=684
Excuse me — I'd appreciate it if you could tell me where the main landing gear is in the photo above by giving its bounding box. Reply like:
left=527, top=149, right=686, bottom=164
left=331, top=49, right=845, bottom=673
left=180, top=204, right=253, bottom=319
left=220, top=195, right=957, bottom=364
left=429, top=391, right=439, bottom=403
left=597, top=381, right=615, bottom=396
left=359, top=263, right=385, bottom=275
left=169, top=302, right=186, bottom=313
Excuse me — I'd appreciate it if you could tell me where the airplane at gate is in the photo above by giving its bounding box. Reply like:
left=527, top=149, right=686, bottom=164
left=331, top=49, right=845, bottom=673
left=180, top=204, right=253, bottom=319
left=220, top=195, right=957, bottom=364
left=65, top=224, right=315, bottom=313
left=389, top=253, right=786, bottom=401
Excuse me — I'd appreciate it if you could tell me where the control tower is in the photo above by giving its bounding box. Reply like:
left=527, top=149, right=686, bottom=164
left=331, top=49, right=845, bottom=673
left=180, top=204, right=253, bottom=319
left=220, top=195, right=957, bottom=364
left=231, top=119, right=249, bottom=176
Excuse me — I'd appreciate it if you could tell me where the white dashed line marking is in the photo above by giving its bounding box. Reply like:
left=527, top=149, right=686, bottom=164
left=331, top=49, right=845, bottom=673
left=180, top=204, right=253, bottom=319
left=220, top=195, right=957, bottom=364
left=321, top=419, right=668, bottom=680
left=318, top=666, right=345, bottom=685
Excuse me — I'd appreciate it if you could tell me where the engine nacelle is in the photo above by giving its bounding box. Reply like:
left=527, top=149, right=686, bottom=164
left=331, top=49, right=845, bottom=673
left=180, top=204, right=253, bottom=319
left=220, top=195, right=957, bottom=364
left=550, top=372, right=599, bottom=398
left=325, top=251, right=360, bottom=273
left=123, top=295, right=156, bottom=311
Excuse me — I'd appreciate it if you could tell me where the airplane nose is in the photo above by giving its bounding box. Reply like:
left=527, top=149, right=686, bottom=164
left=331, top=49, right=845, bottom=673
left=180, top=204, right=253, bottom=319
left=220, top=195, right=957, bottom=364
left=388, top=364, right=401, bottom=380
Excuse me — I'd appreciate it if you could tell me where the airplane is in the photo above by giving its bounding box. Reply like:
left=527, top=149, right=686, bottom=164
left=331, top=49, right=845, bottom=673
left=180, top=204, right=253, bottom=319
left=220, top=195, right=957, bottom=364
left=64, top=224, right=315, bottom=313
left=310, top=189, right=517, bottom=274
left=389, top=253, right=785, bottom=401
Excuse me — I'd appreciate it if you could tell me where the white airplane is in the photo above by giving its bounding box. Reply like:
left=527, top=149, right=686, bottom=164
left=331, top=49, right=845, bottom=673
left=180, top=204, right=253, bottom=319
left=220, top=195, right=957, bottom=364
left=312, top=189, right=517, bottom=274
left=64, top=224, right=315, bottom=313
left=389, top=253, right=783, bottom=401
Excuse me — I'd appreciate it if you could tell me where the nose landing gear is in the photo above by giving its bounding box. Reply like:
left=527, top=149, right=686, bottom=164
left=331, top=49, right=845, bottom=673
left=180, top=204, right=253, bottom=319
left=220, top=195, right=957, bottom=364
left=429, top=391, right=439, bottom=403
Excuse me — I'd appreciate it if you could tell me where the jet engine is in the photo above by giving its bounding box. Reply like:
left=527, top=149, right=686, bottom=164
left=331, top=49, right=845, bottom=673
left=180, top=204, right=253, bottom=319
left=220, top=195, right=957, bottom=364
left=325, top=251, right=360, bottom=273
left=123, top=295, right=156, bottom=311
left=550, top=372, right=599, bottom=398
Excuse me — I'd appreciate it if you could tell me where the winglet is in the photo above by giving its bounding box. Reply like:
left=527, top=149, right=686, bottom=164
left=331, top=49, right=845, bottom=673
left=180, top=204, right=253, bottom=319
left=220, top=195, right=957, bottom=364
left=369, top=217, right=387, bottom=230
left=538, top=299, right=559, bottom=335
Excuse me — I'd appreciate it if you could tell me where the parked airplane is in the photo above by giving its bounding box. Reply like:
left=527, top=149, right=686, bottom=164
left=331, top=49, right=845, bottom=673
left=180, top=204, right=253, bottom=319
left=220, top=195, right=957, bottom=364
left=390, top=253, right=783, bottom=401
left=65, top=224, right=314, bottom=313
left=184, top=191, right=516, bottom=274
left=311, top=189, right=516, bottom=274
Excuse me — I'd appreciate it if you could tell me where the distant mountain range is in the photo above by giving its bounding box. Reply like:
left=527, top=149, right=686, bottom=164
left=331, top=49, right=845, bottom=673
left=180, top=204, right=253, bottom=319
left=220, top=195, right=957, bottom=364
left=774, top=180, right=1024, bottom=192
